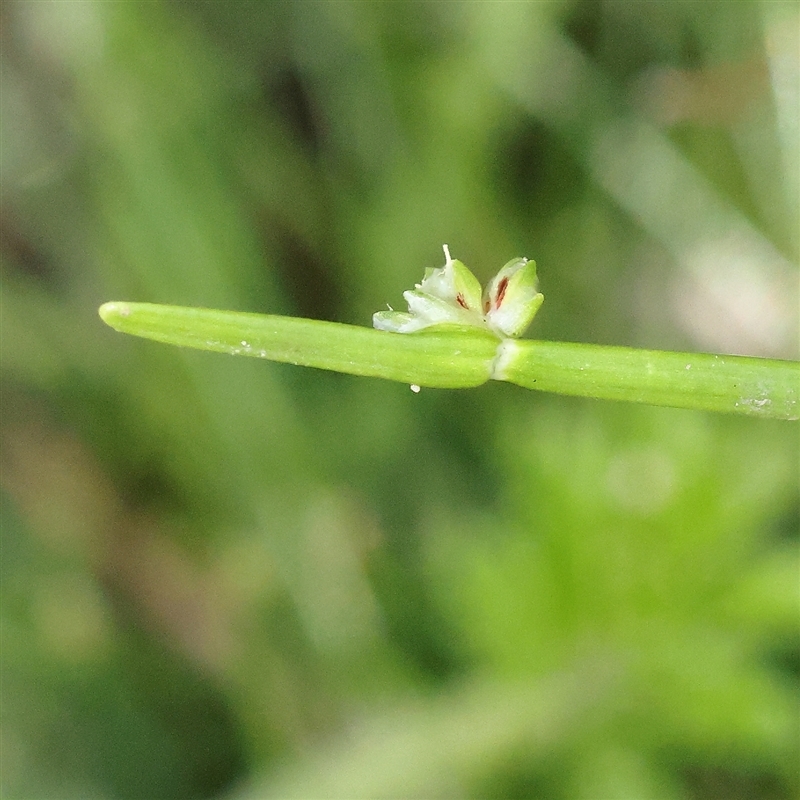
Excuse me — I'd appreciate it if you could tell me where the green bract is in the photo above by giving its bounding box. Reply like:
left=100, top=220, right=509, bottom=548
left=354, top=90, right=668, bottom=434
left=373, top=246, right=543, bottom=339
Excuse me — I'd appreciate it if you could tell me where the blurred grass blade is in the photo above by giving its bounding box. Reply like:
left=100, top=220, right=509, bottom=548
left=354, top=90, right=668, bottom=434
left=99, top=302, right=498, bottom=389
left=496, top=339, right=800, bottom=420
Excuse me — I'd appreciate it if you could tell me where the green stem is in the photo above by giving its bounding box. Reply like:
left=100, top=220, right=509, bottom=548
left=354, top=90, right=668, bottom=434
left=99, top=302, right=799, bottom=420
left=496, top=339, right=799, bottom=420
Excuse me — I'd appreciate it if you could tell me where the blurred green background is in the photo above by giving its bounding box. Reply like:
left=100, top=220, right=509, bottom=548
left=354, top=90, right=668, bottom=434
left=2, top=2, right=798, bottom=798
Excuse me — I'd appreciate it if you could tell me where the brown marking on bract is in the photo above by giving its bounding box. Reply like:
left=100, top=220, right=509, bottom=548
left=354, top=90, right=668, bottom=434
left=456, top=293, right=469, bottom=309
left=495, top=277, right=509, bottom=308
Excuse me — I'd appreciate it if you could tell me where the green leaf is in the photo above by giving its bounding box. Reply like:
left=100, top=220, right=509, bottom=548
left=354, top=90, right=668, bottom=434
left=99, top=302, right=498, bottom=389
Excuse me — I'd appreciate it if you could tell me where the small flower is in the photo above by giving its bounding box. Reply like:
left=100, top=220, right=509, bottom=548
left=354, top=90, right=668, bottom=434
left=373, top=245, right=484, bottom=333
left=483, top=257, right=544, bottom=338
left=373, top=246, right=543, bottom=338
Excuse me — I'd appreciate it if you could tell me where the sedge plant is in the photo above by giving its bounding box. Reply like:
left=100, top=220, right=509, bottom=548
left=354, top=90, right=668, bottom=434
left=99, top=246, right=799, bottom=420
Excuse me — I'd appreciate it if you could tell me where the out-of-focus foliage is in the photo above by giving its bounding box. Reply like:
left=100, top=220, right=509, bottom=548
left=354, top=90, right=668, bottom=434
left=1, top=2, right=797, bottom=798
